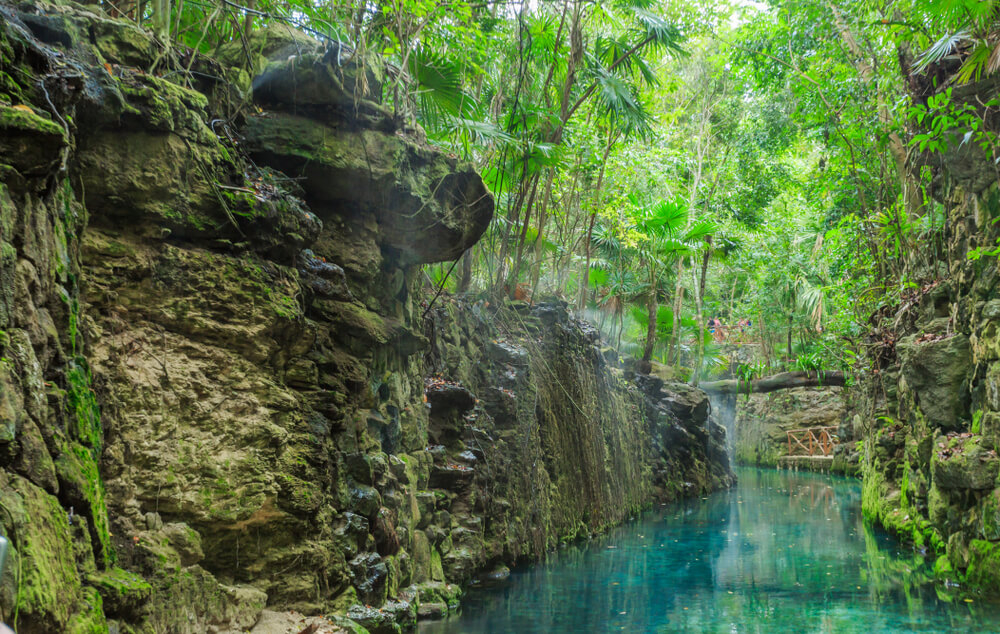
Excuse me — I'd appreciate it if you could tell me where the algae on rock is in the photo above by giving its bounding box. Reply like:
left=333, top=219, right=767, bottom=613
left=0, top=6, right=733, bottom=633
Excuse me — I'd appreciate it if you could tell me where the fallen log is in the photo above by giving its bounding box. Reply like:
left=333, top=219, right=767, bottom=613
left=699, top=371, right=846, bottom=394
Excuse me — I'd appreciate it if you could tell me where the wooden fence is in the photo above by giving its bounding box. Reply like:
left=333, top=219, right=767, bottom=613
left=786, top=426, right=839, bottom=457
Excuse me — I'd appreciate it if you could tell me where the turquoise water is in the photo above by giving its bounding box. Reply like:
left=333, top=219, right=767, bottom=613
left=419, top=467, right=1000, bottom=633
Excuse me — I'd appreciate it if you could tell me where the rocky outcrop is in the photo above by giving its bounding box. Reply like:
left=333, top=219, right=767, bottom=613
left=858, top=73, right=1000, bottom=592
left=0, top=4, right=731, bottom=633
left=420, top=300, right=733, bottom=587
left=733, top=387, right=852, bottom=472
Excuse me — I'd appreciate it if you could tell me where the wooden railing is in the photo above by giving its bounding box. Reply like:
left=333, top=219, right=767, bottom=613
left=786, top=426, right=839, bottom=457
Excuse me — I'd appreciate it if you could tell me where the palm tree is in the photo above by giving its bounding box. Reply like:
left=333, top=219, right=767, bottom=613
left=632, top=199, right=687, bottom=369
left=590, top=222, right=642, bottom=348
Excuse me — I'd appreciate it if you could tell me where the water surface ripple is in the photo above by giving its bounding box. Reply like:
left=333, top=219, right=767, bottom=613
left=419, top=467, right=1000, bottom=633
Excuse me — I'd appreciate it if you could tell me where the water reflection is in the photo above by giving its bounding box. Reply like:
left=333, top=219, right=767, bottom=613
left=420, top=468, right=1000, bottom=633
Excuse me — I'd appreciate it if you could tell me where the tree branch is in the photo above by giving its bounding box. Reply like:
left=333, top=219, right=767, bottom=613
left=699, top=371, right=846, bottom=394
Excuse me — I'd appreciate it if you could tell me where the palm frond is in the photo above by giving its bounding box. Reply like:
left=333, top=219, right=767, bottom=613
left=956, top=40, right=993, bottom=83
left=590, top=65, right=655, bottom=138
left=630, top=8, right=684, bottom=56
left=407, top=46, right=480, bottom=121
left=449, top=118, right=516, bottom=146
left=640, top=199, right=687, bottom=235
left=915, top=29, right=970, bottom=73
left=684, top=219, right=719, bottom=243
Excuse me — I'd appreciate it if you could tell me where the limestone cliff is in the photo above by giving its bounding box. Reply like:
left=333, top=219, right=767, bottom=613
left=0, top=4, right=732, bottom=633
left=732, top=387, right=855, bottom=473
left=858, top=72, right=1000, bottom=591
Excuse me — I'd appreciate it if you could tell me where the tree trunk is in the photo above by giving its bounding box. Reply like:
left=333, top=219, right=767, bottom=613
left=493, top=173, right=531, bottom=297
left=457, top=247, right=474, bottom=293
left=244, top=0, right=255, bottom=35
left=787, top=314, right=793, bottom=359
left=758, top=311, right=771, bottom=368
left=617, top=308, right=624, bottom=350
left=669, top=276, right=685, bottom=367
left=691, top=239, right=712, bottom=386
left=579, top=210, right=599, bottom=310
left=530, top=170, right=558, bottom=299
left=578, top=129, right=616, bottom=310
left=828, top=2, right=921, bottom=221
left=507, top=174, right=542, bottom=296
left=700, top=371, right=846, bottom=394
left=669, top=107, right=710, bottom=369
left=153, top=0, right=171, bottom=39
left=642, top=283, right=658, bottom=367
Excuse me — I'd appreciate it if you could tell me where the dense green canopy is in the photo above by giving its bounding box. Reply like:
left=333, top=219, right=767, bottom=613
left=128, top=0, right=1000, bottom=383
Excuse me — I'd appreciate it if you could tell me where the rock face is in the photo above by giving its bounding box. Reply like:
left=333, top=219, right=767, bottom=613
left=423, top=300, right=734, bottom=580
left=858, top=75, right=1000, bottom=592
left=733, top=387, right=853, bottom=472
left=0, top=4, right=732, bottom=633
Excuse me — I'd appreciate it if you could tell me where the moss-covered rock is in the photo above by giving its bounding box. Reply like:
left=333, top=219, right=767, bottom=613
left=54, top=441, right=114, bottom=568
left=0, top=5, right=734, bottom=633
left=0, top=103, right=66, bottom=176
left=897, top=333, right=972, bottom=431
left=215, top=25, right=322, bottom=75
left=85, top=567, right=151, bottom=617
left=733, top=387, right=848, bottom=470
left=253, top=52, right=384, bottom=113
left=966, top=539, right=1000, bottom=591
left=932, top=434, right=999, bottom=490
left=0, top=473, right=95, bottom=631
left=243, top=110, right=493, bottom=265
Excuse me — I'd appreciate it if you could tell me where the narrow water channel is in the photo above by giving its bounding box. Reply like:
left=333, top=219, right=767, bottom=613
left=420, top=467, right=1000, bottom=633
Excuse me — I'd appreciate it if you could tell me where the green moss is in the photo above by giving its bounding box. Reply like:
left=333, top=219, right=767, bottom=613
left=933, top=554, right=955, bottom=578
left=330, top=586, right=359, bottom=612
left=1, top=474, right=94, bottom=630
left=314, top=299, right=389, bottom=343
left=414, top=581, right=462, bottom=606
left=0, top=239, right=14, bottom=325
left=55, top=443, right=115, bottom=568
left=862, top=455, right=945, bottom=555
left=0, top=70, right=23, bottom=102
left=66, top=359, right=101, bottom=455
left=0, top=103, right=64, bottom=136
left=430, top=547, right=445, bottom=582
left=966, top=539, right=1000, bottom=591
left=275, top=473, right=323, bottom=514
left=65, top=587, right=108, bottom=634
left=900, top=459, right=911, bottom=510
left=85, top=567, right=152, bottom=614
left=733, top=443, right=779, bottom=468
left=117, top=73, right=208, bottom=134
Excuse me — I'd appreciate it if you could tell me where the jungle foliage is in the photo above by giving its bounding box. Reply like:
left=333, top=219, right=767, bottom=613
left=100, top=0, right=1000, bottom=382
